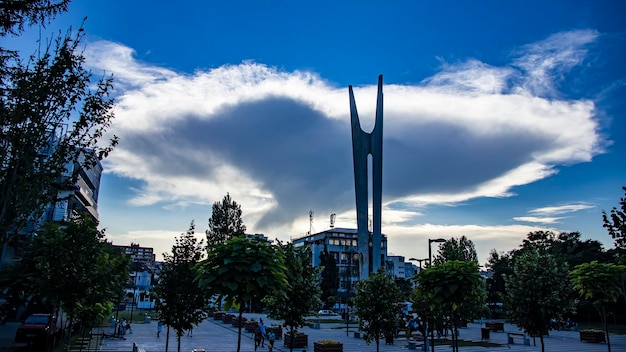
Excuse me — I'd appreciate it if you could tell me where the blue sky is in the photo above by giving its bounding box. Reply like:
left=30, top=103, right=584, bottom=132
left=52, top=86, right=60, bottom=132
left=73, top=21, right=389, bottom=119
left=10, top=0, right=625, bottom=263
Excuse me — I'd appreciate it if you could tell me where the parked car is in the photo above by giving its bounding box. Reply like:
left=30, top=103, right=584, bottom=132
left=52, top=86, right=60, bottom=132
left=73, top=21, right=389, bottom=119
left=317, top=310, right=339, bottom=316
left=15, top=313, right=61, bottom=344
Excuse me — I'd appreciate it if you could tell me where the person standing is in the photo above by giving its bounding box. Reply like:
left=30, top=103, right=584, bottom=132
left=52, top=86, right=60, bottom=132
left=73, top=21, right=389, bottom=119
left=267, top=330, right=275, bottom=352
left=157, top=321, right=163, bottom=337
left=259, top=318, right=267, bottom=347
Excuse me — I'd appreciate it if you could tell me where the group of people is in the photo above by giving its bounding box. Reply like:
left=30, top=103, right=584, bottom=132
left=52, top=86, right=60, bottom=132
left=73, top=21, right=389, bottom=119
left=109, top=316, right=132, bottom=337
left=254, top=318, right=276, bottom=352
left=551, top=317, right=576, bottom=331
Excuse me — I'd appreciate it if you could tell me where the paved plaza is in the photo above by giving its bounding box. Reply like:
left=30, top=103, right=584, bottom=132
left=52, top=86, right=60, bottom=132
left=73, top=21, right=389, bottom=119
left=2, top=314, right=625, bottom=352
left=89, top=314, right=625, bottom=352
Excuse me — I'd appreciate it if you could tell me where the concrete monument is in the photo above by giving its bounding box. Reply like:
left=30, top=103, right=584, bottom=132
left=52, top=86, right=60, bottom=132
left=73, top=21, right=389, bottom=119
left=349, top=75, right=383, bottom=279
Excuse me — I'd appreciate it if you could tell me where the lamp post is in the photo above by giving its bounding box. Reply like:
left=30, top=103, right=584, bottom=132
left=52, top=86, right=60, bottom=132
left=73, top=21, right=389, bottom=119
left=428, top=238, right=446, bottom=268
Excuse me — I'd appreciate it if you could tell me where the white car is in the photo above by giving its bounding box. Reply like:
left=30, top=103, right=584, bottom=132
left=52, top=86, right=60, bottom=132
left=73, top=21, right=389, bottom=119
left=317, top=310, right=338, bottom=316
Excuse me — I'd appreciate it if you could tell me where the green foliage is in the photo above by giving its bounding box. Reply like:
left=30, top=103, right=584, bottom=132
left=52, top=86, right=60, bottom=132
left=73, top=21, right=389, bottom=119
left=0, top=23, right=118, bottom=248
left=263, top=241, right=321, bottom=335
left=603, top=186, right=626, bottom=262
left=196, top=235, right=287, bottom=352
left=353, top=269, right=404, bottom=351
left=319, top=246, right=339, bottom=308
left=571, top=261, right=625, bottom=352
left=504, top=248, right=572, bottom=351
left=432, top=235, right=479, bottom=266
left=571, top=261, right=626, bottom=306
left=154, top=221, right=208, bottom=344
left=205, top=193, right=246, bottom=246
left=0, top=212, right=129, bottom=327
left=485, top=250, right=513, bottom=312
left=394, top=277, right=413, bottom=302
left=415, top=260, right=486, bottom=323
left=413, top=260, right=486, bottom=352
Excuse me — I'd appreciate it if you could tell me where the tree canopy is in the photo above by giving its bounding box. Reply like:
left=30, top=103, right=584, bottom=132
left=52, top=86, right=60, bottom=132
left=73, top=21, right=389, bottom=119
left=319, top=245, right=339, bottom=308
left=263, top=241, right=320, bottom=351
left=353, top=268, right=404, bottom=352
left=196, top=235, right=287, bottom=352
left=504, top=248, right=572, bottom=352
left=0, top=3, right=118, bottom=251
left=603, top=186, right=626, bottom=262
left=0, top=212, right=129, bottom=332
left=571, top=261, right=626, bottom=352
left=432, top=235, right=479, bottom=266
left=205, top=193, right=246, bottom=246
left=413, top=260, right=486, bottom=352
left=154, top=221, right=208, bottom=352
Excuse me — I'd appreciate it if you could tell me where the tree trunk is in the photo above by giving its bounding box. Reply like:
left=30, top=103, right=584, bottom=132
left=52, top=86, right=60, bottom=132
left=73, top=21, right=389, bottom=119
left=602, top=306, right=611, bottom=352
left=165, top=325, right=170, bottom=352
left=177, top=334, right=181, bottom=352
left=375, top=336, right=379, bottom=352
left=236, top=309, right=243, bottom=352
left=539, top=334, right=545, bottom=352
left=289, top=326, right=295, bottom=352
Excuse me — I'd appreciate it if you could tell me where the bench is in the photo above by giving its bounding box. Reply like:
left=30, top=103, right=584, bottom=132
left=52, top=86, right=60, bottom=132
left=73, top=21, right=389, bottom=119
left=507, top=332, right=530, bottom=346
left=485, top=322, right=504, bottom=332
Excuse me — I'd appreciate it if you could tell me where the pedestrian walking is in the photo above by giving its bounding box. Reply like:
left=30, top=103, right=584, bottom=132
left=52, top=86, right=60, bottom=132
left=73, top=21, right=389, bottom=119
left=157, top=320, right=163, bottom=337
left=259, top=318, right=267, bottom=347
left=254, top=327, right=263, bottom=351
left=267, top=330, right=275, bottom=352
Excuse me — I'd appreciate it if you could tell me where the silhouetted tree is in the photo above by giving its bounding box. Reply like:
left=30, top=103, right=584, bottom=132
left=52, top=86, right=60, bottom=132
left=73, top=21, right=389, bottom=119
left=205, top=193, right=246, bottom=246
left=319, top=245, right=339, bottom=308
left=603, top=186, right=626, bottom=263
left=432, top=235, right=479, bottom=266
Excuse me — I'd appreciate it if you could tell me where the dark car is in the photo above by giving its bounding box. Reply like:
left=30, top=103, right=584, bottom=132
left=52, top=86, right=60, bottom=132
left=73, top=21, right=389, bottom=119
left=14, top=313, right=60, bottom=343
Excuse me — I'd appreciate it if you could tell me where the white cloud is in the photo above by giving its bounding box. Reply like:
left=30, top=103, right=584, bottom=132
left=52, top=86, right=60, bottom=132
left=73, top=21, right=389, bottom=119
left=529, top=204, right=596, bottom=215
left=84, top=30, right=605, bottom=258
left=512, top=216, right=564, bottom=224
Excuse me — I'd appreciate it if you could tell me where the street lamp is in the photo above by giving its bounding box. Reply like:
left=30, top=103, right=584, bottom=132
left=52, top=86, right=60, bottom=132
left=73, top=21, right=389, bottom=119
left=408, top=257, right=428, bottom=270
left=428, top=238, right=446, bottom=268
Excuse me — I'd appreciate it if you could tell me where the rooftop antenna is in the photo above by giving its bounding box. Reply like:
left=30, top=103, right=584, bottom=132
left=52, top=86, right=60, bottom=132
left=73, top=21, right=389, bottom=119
left=330, top=213, right=336, bottom=228
left=309, top=210, right=314, bottom=235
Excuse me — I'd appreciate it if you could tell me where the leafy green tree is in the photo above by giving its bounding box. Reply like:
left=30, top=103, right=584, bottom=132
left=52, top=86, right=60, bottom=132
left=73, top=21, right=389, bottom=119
left=603, top=186, right=626, bottom=263
left=571, top=261, right=626, bottom=352
left=196, top=235, right=287, bottom=352
left=551, top=232, right=609, bottom=268
left=205, top=193, right=246, bottom=246
left=0, top=212, right=129, bottom=344
left=432, top=235, right=479, bottom=266
left=504, top=248, right=572, bottom=352
left=485, top=249, right=513, bottom=316
left=394, top=277, right=413, bottom=302
left=353, top=268, right=404, bottom=352
left=154, top=221, right=208, bottom=352
left=319, top=245, right=339, bottom=308
left=0, top=10, right=118, bottom=255
left=413, top=260, right=486, bottom=352
left=264, top=241, right=321, bottom=352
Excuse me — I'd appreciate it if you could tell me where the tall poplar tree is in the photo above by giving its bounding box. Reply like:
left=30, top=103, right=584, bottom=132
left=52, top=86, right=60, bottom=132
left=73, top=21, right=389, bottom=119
left=205, top=193, right=246, bottom=246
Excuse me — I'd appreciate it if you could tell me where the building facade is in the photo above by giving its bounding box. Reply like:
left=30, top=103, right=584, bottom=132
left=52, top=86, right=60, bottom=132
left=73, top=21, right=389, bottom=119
left=292, top=227, right=388, bottom=297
